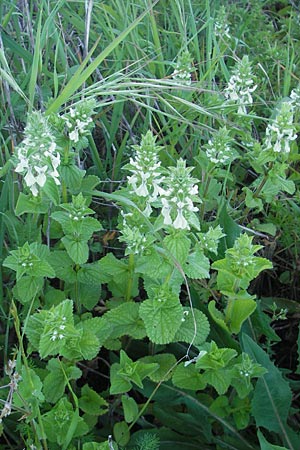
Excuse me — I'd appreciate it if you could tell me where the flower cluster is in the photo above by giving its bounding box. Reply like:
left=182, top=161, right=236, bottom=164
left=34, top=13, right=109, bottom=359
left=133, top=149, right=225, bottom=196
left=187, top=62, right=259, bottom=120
left=49, top=315, right=67, bottom=342
left=264, top=101, right=297, bottom=154
left=214, top=6, right=231, bottom=41
left=172, top=50, right=194, bottom=85
left=224, top=56, right=257, bottom=114
left=205, top=127, right=235, bottom=166
left=159, top=159, right=200, bottom=230
left=198, top=225, right=226, bottom=255
left=118, top=211, right=153, bottom=255
left=14, top=111, right=60, bottom=196
left=290, top=85, right=300, bottom=111
left=125, top=131, right=163, bottom=216
left=62, top=99, right=96, bottom=144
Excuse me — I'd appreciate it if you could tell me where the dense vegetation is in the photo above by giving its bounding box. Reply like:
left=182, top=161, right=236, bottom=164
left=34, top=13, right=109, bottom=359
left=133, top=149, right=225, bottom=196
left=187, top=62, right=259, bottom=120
left=0, top=1, right=300, bottom=449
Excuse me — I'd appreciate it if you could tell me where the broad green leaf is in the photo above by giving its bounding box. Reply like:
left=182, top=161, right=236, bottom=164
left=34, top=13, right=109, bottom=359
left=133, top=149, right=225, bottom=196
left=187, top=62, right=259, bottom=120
left=42, top=177, right=60, bottom=205
left=121, top=395, right=139, bottom=423
left=163, top=231, right=191, bottom=265
left=139, top=289, right=183, bottom=344
left=98, top=253, right=128, bottom=278
left=13, top=367, right=44, bottom=408
left=202, top=368, right=232, bottom=395
left=13, top=276, right=44, bottom=304
left=110, top=363, right=132, bottom=395
left=184, top=248, right=210, bottom=279
left=139, top=353, right=177, bottom=382
left=62, top=235, right=89, bottom=264
left=43, top=359, right=81, bottom=403
left=257, top=430, right=289, bottom=450
left=208, top=301, right=230, bottom=333
left=174, top=307, right=210, bottom=346
left=42, top=398, right=88, bottom=445
left=227, top=297, right=257, bottom=334
left=48, top=250, right=77, bottom=283
left=79, top=384, right=108, bottom=416
left=231, top=396, right=251, bottom=430
left=113, top=421, right=130, bottom=447
left=242, top=334, right=295, bottom=448
left=104, top=302, right=146, bottom=340
left=172, top=362, right=206, bottom=391
left=77, top=261, right=110, bottom=284
left=59, top=164, right=85, bottom=192
left=15, top=192, right=49, bottom=215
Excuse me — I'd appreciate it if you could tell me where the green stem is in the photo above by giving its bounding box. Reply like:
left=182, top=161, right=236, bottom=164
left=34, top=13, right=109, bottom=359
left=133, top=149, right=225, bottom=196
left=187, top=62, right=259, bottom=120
left=11, top=301, right=49, bottom=450
left=125, top=253, right=135, bottom=302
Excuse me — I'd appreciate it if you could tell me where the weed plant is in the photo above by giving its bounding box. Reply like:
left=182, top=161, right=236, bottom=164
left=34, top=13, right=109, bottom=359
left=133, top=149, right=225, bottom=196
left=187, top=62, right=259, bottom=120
left=0, top=1, right=300, bottom=449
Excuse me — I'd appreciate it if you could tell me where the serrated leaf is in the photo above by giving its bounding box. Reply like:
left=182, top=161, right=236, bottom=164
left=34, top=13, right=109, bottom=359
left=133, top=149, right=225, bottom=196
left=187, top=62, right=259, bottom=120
left=139, top=291, right=183, bottom=344
left=104, top=302, right=146, bottom=340
left=202, top=368, right=232, bottom=395
left=172, top=362, right=206, bottom=390
left=77, top=261, right=110, bottom=285
left=163, top=231, right=191, bottom=265
left=184, top=249, right=210, bottom=279
left=13, top=276, right=44, bottom=304
left=62, top=235, right=89, bottom=264
left=15, top=192, right=49, bottom=215
left=110, top=363, right=132, bottom=395
left=79, top=384, right=108, bottom=416
left=139, top=354, right=177, bottom=382
left=43, top=359, right=81, bottom=403
left=174, top=307, right=210, bottom=346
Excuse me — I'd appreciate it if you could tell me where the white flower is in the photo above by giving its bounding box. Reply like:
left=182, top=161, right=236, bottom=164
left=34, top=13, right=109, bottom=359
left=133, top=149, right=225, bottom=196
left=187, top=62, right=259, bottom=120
left=173, top=207, right=189, bottom=230
left=161, top=198, right=172, bottom=225
left=35, top=165, right=47, bottom=187
left=70, top=128, right=79, bottom=142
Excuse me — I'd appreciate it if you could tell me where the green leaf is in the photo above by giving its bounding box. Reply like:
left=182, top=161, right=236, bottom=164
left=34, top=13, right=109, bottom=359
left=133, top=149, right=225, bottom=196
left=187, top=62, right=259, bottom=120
left=242, top=334, right=295, bottom=447
left=110, top=363, right=132, bottom=395
left=79, top=384, right=108, bottom=416
left=174, top=307, right=210, bottom=346
left=77, top=261, right=109, bottom=285
left=184, top=248, right=210, bottom=279
left=139, top=288, right=183, bottom=344
left=104, top=302, right=146, bottom=340
left=202, top=367, right=232, bottom=395
left=227, top=297, right=257, bottom=334
left=62, top=235, right=89, bottom=264
left=113, top=421, right=130, bottom=447
left=218, top=204, right=241, bottom=255
left=60, top=164, right=85, bottom=192
left=13, top=276, right=44, bottom=304
left=208, top=301, right=230, bottom=333
left=15, top=192, right=49, bottom=215
left=172, top=362, right=206, bottom=390
left=43, top=359, right=81, bottom=403
left=139, top=353, right=177, bottom=382
left=42, top=398, right=88, bottom=445
left=163, top=231, right=191, bottom=265
left=42, top=176, right=60, bottom=205
left=13, top=367, right=44, bottom=409
left=48, top=250, right=77, bottom=283
left=121, top=395, right=139, bottom=423
left=110, top=351, right=158, bottom=395
left=257, top=430, right=289, bottom=450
